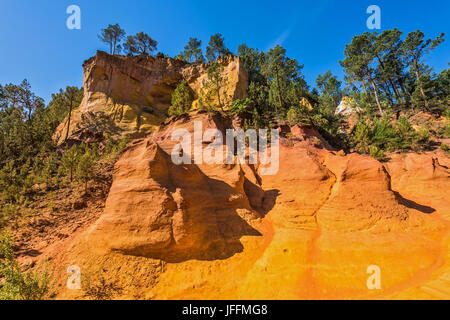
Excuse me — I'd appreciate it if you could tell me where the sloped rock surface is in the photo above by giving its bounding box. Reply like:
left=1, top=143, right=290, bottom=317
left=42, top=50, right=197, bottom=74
left=53, top=112, right=449, bottom=300
left=54, top=52, right=248, bottom=145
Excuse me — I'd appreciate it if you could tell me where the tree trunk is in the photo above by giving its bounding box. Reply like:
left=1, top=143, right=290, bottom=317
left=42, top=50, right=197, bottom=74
left=369, top=77, right=384, bottom=116
left=64, top=99, right=73, bottom=142
left=275, top=68, right=282, bottom=115
left=414, top=60, right=430, bottom=111
left=362, top=81, right=370, bottom=98
left=397, top=78, right=410, bottom=103
left=389, top=78, right=402, bottom=103
left=375, top=55, right=403, bottom=104
left=382, top=82, right=394, bottom=106
left=216, top=79, right=223, bottom=111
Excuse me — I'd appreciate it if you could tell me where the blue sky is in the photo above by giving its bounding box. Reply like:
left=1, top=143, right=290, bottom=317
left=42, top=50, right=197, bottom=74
left=0, top=0, right=449, bottom=103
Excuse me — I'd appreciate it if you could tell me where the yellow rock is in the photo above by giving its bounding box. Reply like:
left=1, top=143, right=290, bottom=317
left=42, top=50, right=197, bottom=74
left=54, top=51, right=248, bottom=144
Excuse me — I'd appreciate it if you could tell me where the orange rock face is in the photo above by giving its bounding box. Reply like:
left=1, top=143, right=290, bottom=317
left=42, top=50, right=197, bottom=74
left=57, top=112, right=449, bottom=300
left=53, top=52, right=248, bottom=145
left=82, top=112, right=262, bottom=262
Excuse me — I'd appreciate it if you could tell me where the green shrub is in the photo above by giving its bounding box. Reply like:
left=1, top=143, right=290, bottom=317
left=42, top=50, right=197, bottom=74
left=41, top=153, right=59, bottom=189
left=312, top=137, right=322, bottom=148
left=370, top=117, right=398, bottom=151
left=286, top=107, right=301, bottom=126
left=351, top=116, right=431, bottom=156
left=444, top=124, right=450, bottom=139
left=441, top=143, right=450, bottom=153
left=352, top=120, right=371, bottom=154
left=0, top=233, right=51, bottom=300
left=229, top=98, right=252, bottom=116
left=168, top=80, right=193, bottom=117
left=76, top=150, right=96, bottom=193
left=0, top=204, right=20, bottom=230
left=0, top=160, right=34, bottom=204
left=61, top=145, right=81, bottom=183
left=104, top=136, right=128, bottom=156
left=442, top=108, right=450, bottom=120
left=369, top=145, right=386, bottom=160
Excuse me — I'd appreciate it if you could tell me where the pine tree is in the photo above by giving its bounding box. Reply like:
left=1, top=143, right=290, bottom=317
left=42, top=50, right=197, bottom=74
left=98, top=24, right=126, bottom=55
left=76, top=147, right=96, bottom=193
left=401, top=31, right=445, bottom=111
left=199, top=62, right=228, bottom=111
left=179, top=38, right=204, bottom=63
left=61, top=145, right=80, bottom=183
left=206, top=34, right=230, bottom=61
left=168, top=81, right=194, bottom=116
left=124, top=32, right=158, bottom=56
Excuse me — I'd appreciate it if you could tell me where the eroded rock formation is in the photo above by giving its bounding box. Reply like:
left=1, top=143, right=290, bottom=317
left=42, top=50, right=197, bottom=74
left=82, top=112, right=263, bottom=262
left=43, top=51, right=450, bottom=300
left=53, top=52, right=248, bottom=145
left=52, top=111, right=450, bottom=300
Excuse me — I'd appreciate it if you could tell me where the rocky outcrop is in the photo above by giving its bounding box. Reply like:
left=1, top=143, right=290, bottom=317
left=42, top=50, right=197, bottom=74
left=53, top=111, right=450, bottom=300
left=335, top=96, right=361, bottom=116
left=335, top=96, right=361, bottom=133
left=81, top=112, right=262, bottom=262
left=53, top=52, right=248, bottom=145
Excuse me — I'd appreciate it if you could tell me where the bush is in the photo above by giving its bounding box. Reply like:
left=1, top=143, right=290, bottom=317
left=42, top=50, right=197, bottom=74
left=168, top=80, right=193, bottom=117
left=0, top=233, right=51, bottom=300
left=350, top=116, right=430, bottom=157
left=0, top=160, right=34, bottom=204
left=229, top=98, right=252, bottom=117
left=82, top=273, right=122, bottom=300
left=369, top=145, right=386, bottom=160
left=352, top=120, right=371, bottom=154
left=41, top=153, right=59, bottom=189
left=443, top=108, right=450, bottom=120
left=441, top=143, right=450, bottom=153
left=61, top=145, right=81, bottom=183
left=76, top=148, right=96, bottom=193
left=104, top=136, right=128, bottom=157
left=286, top=107, right=301, bottom=126
left=0, top=204, right=20, bottom=230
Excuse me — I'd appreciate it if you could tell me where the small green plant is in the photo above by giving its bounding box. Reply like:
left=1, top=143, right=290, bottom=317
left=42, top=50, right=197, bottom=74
left=286, top=107, right=301, bottom=126
left=76, top=147, right=97, bottom=193
left=0, top=204, right=21, bottom=230
left=369, top=145, right=386, bottom=160
left=440, top=143, right=450, bottom=153
left=443, top=108, right=450, bottom=120
left=42, top=153, right=59, bottom=189
left=444, top=124, right=450, bottom=139
left=312, top=137, right=322, bottom=148
left=168, top=80, right=194, bottom=117
left=352, top=120, right=371, bottom=154
left=229, top=98, right=252, bottom=117
left=61, top=145, right=81, bottom=183
left=82, top=272, right=122, bottom=300
left=104, top=136, right=129, bottom=156
left=0, top=233, right=51, bottom=300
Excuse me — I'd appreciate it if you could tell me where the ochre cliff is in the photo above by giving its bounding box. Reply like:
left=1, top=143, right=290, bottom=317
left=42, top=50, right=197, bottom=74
left=45, top=111, right=450, bottom=300
left=53, top=52, right=248, bottom=145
